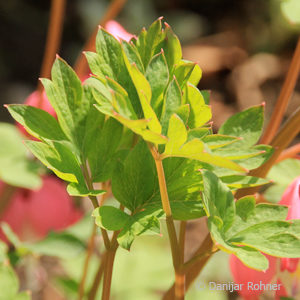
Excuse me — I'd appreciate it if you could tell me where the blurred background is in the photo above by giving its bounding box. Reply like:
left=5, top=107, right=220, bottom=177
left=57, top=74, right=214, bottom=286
left=0, top=0, right=299, bottom=129
left=0, top=1, right=299, bottom=299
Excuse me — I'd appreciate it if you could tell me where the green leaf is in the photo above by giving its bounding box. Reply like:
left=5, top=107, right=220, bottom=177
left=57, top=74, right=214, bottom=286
left=220, top=175, right=269, bottom=189
left=121, top=40, right=144, bottom=73
left=0, top=123, right=41, bottom=189
left=203, top=134, right=240, bottom=149
left=92, top=206, right=130, bottom=231
left=117, top=208, right=164, bottom=250
left=145, top=51, right=169, bottom=111
left=188, top=63, right=202, bottom=86
left=7, top=105, right=66, bottom=141
left=41, top=57, right=89, bottom=147
left=218, top=104, right=264, bottom=148
left=160, top=78, right=182, bottom=134
left=202, top=170, right=235, bottom=232
left=86, top=117, right=123, bottom=182
left=161, top=23, right=182, bottom=71
left=66, top=183, right=105, bottom=197
left=112, top=141, right=158, bottom=211
left=0, top=263, right=19, bottom=300
left=136, top=18, right=164, bottom=68
left=25, top=140, right=84, bottom=184
left=0, top=223, right=21, bottom=249
left=25, top=232, right=85, bottom=259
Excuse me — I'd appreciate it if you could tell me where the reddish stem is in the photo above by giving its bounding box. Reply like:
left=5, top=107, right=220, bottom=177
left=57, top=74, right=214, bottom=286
left=260, top=37, right=300, bottom=144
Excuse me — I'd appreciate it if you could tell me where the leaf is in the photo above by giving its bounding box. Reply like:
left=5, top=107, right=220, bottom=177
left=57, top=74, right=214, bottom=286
left=41, top=57, right=89, bottom=147
left=121, top=40, right=144, bottom=73
left=160, top=23, right=182, bottom=71
left=7, top=105, right=66, bottom=141
left=218, top=104, right=264, bottom=148
left=220, top=175, right=269, bottom=189
left=14, top=292, right=31, bottom=300
left=203, top=135, right=240, bottom=149
left=117, top=208, right=164, bottom=250
left=183, top=84, right=211, bottom=129
left=25, top=140, right=84, bottom=184
left=92, top=206, right=130, bottom=231
left=188, top=63, right=202, bottom=86
left=0, top=123, right=41, bottom=189
left=164, top=114, right=187, bottom=155
left=203, top=172, right=300, bottom=270
left=145, top=51, right=169, bottom=111
left=160, top=78, right=182, bottom=134
left=112, top=141, right=158, bottom=211
left=0, top=263, right=19, bottom=300
left=174, top=61, right=197, bottom=88
left=1, top=223, right=21, bottom=248
left=25, top=232, right=85, bottom=259
left=136, top=18, right=164, bottom=68
left=86, top=117, right=123, bottom=182
left=202, top=170, right=235, bottom=232
left=123, top=53, right=161, bottom=134
left=67, top=183, right=105, bottom=197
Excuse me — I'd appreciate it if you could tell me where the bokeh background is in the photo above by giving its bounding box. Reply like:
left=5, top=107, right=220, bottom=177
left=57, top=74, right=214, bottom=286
left=0, top=1, right=299, bottom=299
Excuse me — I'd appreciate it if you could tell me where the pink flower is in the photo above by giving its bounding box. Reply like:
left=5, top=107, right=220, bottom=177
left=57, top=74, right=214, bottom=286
left=229, top=254, right=278, bottom=299
left=105, top=20, right=134, bottom=42
left=0, top=176, right=82, bottom=242
left=279, top=176, right=300, bottom=272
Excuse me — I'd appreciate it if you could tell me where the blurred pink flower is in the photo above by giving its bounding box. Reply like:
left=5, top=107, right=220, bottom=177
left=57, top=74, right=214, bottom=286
left=229, top=254, right=277, bottom=299
left=0, top=176, right=82, bottom=242
left=279, top=176, right=300, bottom=272
left=105, top=20, right=134, bottom=42
left=230, top=176, right=300, bottom=299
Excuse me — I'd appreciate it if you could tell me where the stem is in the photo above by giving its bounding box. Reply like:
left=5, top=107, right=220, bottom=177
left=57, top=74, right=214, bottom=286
left=260, top=37, right=300, bottom=144
left=162, top=233, right=213, bottom=300
left=101, top=250, right=117, bottom=300
left=74, top=0, right=128, bottom=78
left=276, top=143, right=300, bottom=163
left=236, top=107, right=300, bottom=198
left=148, top=145, right=184, bottom=300
left=37, top=0, right=66, bottom=93
left=88, top=253, right=107, bottom=300
left=78, top=223, right=97, bottom=300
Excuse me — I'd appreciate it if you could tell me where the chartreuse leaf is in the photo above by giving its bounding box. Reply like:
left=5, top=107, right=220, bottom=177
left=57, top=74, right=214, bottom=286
left=174, top=61, right=197, bottom=88
left=202, top=135, right=240, bottom=149
left=0, top=263, right=19, bottom=300
left=122, top=51, right=161, bottom=134
left=66, top=183, right=105, bottom=197
left=188, top=63, right=202, bottom=86
left=220, top=175, right=269, bottom=189
left=163, top=115, right=246, bottom=172
left=41, top=57, right=90, bottom=147
left=281, top=0, right=300, bottom=24
left=121, top=40, right=144, bottom=73
left=25, top=140, right=84, bottom=184
left=183, top=83, right=211, bottom=129
left=7, top=105, right=66, bottom=141
left=0, top=123, right=41, bottom=189
left=218, top=104, right=264, bottom=148
left=203, top=171, right=300, bottom=270
left=92, top=206, right=131, bottom=231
